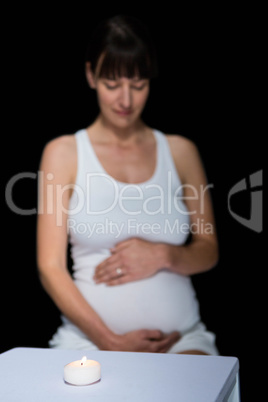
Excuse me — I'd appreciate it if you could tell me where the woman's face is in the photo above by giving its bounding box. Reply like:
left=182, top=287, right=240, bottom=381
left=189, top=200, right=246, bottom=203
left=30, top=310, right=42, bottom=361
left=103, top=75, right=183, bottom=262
left=86, top=65, right=150, bottom=129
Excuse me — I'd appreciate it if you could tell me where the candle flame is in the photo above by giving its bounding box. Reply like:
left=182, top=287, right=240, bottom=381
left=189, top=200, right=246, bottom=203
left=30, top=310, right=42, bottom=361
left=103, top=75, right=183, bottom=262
left=80, top=356, right=87, bottom=366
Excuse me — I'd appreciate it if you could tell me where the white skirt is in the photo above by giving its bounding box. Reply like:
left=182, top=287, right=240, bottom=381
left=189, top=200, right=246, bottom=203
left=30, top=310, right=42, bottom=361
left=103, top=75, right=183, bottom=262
left=49, top=317, right=219, bottom=355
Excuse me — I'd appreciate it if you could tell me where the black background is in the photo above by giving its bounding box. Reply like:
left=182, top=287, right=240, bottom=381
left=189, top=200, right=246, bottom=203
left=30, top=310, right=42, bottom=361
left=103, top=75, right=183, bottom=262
left=2, top=5, right=264, bottom=401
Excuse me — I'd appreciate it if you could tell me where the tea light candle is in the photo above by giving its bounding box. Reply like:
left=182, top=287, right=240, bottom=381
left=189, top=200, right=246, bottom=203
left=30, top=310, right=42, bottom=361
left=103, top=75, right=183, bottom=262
left=64, top=356, right=101, bottom=386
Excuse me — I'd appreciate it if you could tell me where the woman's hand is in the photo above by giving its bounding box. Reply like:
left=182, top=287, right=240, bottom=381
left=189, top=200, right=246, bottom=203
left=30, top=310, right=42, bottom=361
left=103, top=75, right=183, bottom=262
left=94, top=238, right=169, bottom=285
left=110, top=329, right=181, bottom=353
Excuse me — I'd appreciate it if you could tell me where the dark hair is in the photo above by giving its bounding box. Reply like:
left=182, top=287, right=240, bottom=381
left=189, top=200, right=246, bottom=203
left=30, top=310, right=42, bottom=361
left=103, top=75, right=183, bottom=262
left=85, top=15, right=158, bottom=79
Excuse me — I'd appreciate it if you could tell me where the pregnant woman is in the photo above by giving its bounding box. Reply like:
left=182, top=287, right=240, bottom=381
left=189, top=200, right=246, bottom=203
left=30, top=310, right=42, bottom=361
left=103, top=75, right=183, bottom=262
left=37, top=15, right=219, bottom=355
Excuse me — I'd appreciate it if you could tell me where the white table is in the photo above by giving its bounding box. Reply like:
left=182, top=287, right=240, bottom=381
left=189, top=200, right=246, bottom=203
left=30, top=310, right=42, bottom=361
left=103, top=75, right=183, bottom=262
left=0, top=348, right=240, bottom=402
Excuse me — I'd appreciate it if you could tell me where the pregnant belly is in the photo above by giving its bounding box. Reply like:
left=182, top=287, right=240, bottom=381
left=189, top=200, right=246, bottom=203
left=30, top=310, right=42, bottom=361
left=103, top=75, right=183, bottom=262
left=74, top=266, right=200, bottom=335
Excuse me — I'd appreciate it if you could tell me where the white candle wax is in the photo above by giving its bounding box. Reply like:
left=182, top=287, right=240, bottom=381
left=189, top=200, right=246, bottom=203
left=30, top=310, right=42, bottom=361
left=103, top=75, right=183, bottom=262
left=64, top=356, right=101, bottom=386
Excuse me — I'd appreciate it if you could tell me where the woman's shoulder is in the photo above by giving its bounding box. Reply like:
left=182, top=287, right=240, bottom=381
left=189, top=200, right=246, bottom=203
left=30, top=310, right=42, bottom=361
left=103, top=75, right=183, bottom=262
left=43, top=133, right=76, bottom=153
left=40, top=134, right=77, bottom=174
left=164, top=133, right=199, bottom=158
left=164, top=133, right=203, bottom=184
left=42, top=134, right=76, bottom=159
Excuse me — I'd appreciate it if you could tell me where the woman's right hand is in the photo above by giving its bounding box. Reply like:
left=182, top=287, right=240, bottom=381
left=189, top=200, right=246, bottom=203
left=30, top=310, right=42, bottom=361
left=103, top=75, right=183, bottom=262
left=110, top=329, right=181, bottom=353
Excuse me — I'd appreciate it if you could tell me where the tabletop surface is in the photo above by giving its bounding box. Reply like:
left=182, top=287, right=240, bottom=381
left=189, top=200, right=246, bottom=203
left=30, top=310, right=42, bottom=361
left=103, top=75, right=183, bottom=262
left=0, top=347, right=239, bottom=402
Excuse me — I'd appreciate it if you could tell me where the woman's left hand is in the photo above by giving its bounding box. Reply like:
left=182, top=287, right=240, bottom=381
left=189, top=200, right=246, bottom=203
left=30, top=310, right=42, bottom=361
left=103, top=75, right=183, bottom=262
left=93, top=238, right=168, bottom=285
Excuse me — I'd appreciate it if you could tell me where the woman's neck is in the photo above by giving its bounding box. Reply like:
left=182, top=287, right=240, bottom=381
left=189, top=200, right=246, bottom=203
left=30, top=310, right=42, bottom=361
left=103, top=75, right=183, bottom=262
left=88, top=115, right=149, bottom=145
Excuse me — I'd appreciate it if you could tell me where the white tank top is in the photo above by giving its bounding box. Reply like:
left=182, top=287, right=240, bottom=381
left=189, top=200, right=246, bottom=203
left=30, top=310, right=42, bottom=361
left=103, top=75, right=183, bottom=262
left=68, top=128, right=200, bottom=334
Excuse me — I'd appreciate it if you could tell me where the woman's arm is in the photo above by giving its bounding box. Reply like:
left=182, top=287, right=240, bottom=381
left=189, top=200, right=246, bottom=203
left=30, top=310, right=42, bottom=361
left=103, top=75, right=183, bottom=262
left=37, top=136, right=116, bottom=349
left=37, top=135, right=179, bottom=352
left=94, top=135, right=218, bottom=284
left=161, top=135, right=219, bottom=275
